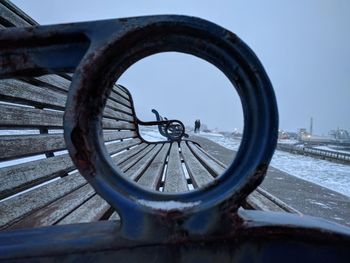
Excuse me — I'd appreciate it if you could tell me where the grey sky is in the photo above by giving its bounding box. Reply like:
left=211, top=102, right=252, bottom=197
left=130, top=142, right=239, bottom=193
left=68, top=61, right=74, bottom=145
left=12, top=0, right=350, bottom=134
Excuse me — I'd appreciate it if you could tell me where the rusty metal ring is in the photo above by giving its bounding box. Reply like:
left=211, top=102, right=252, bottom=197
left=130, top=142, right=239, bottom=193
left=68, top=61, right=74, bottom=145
left=64, top=15, right=278, bottom=238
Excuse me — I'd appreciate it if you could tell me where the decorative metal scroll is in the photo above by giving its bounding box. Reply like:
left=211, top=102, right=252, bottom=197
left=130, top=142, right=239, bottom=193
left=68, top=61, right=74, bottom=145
left=149, top=109, right=188, bottom=141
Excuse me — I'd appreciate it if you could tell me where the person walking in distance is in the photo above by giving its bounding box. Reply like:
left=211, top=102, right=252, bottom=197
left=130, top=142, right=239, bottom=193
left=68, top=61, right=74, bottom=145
left=194, top=119, right=201, bottom=133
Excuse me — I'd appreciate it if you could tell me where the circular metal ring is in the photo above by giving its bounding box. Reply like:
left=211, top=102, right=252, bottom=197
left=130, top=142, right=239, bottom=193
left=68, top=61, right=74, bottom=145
left=165, top=120, right=185, bottom=141
left=64, top=15, right=278, bottom=225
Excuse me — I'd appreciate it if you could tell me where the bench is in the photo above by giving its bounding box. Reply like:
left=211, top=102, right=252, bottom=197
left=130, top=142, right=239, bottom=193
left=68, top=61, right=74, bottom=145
left=0, top=1, right=349, bottom=262
left=0, top=1, right=291, bottom=231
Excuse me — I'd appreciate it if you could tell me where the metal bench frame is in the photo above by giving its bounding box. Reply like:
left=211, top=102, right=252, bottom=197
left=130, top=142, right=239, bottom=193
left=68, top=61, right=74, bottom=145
left=0, top=1, right=349, bottom=262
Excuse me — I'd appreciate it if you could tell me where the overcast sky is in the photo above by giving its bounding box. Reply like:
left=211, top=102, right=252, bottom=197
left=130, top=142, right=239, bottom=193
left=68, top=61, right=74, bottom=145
left=12, top=0, right=350, bottom=135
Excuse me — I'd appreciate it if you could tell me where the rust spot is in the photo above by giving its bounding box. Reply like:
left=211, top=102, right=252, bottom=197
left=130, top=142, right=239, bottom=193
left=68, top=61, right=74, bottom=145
left=71, top=126, right=95, bottom=176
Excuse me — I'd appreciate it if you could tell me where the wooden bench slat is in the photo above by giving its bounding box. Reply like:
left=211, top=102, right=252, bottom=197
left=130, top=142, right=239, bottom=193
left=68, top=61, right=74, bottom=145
left=0, top=79, right=67, bottom=110
left=108, top=91, right=132, bottom=108
left=0, top=172, right=86, bottom=229
left=102, top=130, right=137, bottom=142
left=0, top=104, right=63, bottom=129
left=246, top=191, right=287, bottom=213
left=0, top=137, right=140, bottom=200
left=186, top=142, right=225, bottom=177
left=164, top=142, right=188, bottom=192
left=195, top=145, right=227, bottom=168
left=57, top=194, right=110, bottom=225
left=137, top=143, right=171, bottom=190
left=180, top=142, right=214, bottom=188
left=112, top=143, right=149, bottom=165
left=125, top=144, right=163, bottom=180
left=113, top=85, right=130, bottom=100
left=0, top=1, right=37, bottom=26
left=0, top=103, right=134, bottom=129
left=102, top=119, right=135, bottom=130
left=7, top=183, right=94, bottom=230
left=0, top=2, right=30, bottom=27
left=105, top=99, right=133, bottom=115
left=104, top=107, right=135, bottom=122
left=0, top=80, right=134, bottom=122
left=0, top=154, right=74, bottom=200
left=0, top=134, right=66, bottom=161
left=106, top=138, right=141, bottom=155
left=119, top=144, right=155, bottom=171
left=35, top=75, right=71, bottom=92
left=0, top=122, right=139, bottom=160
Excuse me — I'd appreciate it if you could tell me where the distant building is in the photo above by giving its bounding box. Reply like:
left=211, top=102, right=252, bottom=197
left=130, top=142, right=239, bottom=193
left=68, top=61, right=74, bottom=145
left=298, top=128, right=308, bottom=141
left=329, top=129, right=350, bottom=144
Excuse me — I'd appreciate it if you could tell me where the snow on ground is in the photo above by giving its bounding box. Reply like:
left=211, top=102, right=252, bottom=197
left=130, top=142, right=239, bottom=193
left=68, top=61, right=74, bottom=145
left=197, top=132, right=350, bottom=197
left=139, top=126, right=167, bottom=142
left=198, top=132, right=241, bottom=150
left=270, top=150, right=350, bottom=197
left=278, top=139, right=299, bottom=145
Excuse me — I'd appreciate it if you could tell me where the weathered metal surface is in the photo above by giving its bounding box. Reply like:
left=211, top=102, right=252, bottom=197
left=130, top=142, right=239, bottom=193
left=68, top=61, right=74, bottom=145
left=0, top=210, right=350, bottom=262
left=0, top=4, right=349, bottom=261
left=51, top=17, right=279, bottom=237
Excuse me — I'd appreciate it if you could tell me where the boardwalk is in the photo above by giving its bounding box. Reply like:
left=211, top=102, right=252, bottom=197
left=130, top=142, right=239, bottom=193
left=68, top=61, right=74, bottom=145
left=191, top=135, right=350, bottom=227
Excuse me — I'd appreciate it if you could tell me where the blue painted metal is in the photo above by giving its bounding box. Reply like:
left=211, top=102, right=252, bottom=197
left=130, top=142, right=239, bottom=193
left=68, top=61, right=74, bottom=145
left=0, top=13, right=349, bottom=262
left=59, top=15, right=280, bottom=240
left=0, top=210, right=349, bottom=262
